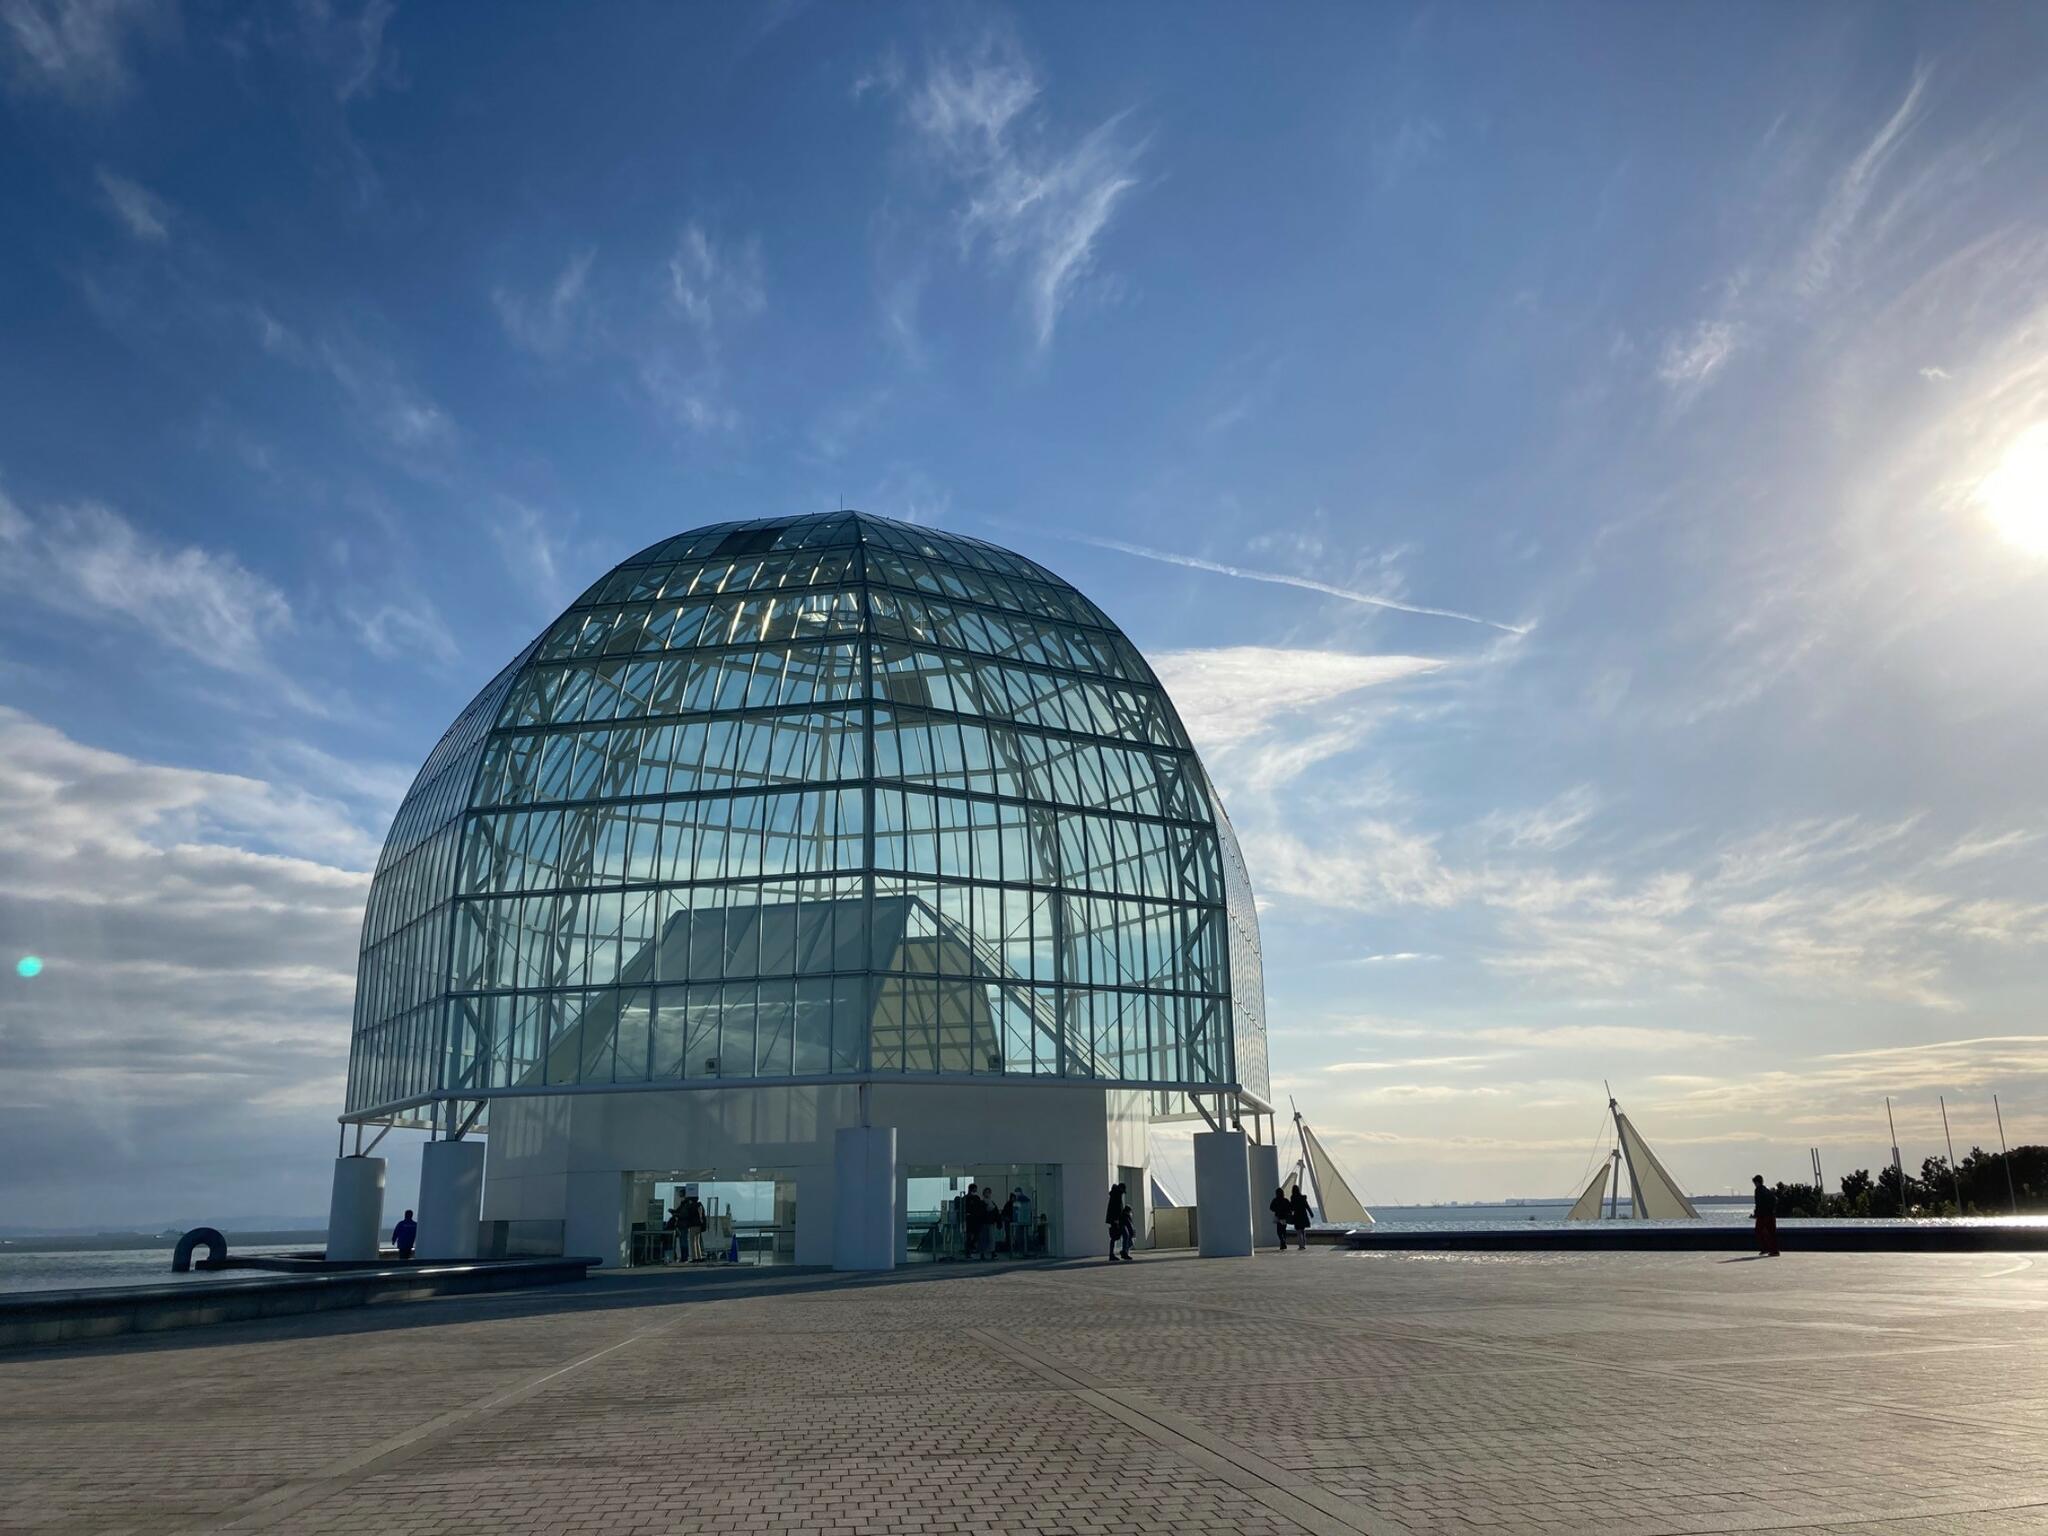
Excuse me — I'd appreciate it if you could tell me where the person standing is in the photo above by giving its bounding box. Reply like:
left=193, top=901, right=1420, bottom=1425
left=1105, top=1183, right=1130, bottom=1262
left=392, top=1209, right=417, bottom=1261
left=1269, top=1185, right=1291, bottom=1250
left=1288, top=1186, right=1312, bottom=1251
left=1752, top=1175, right=1780, bottom=1258
left=963, top=1183, right=984, bottom=1261
left=684, top=1191, right=708, bottom=1263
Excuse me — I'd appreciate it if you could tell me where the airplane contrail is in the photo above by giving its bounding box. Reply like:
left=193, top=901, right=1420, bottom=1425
left=1047, top=531, right=1531, bottom=634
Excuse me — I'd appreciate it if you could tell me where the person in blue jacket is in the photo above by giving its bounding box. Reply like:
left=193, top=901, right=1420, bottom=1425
left=392, top=1209, right=418, bottom=1261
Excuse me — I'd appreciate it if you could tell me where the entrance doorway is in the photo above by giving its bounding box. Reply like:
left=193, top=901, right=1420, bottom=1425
left=630, top=1169, right=797, bottom=1266
left=904, top=1164, right=1062, bottom=1262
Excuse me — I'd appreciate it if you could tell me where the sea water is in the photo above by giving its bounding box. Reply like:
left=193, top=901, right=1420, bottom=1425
left=0, top=1243, right=316, bottom=1295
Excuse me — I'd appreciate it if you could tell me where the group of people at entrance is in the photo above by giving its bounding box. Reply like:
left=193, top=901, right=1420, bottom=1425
left=665, top=1191, right=710, bottom=1261
left=1269, top=1185, right=1313, bottom=1250
left=954, top=1183, right=1033, bottom=1259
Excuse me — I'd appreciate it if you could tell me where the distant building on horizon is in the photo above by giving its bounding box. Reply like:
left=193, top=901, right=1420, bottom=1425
left=328, top=510, right=1272, bottom=1268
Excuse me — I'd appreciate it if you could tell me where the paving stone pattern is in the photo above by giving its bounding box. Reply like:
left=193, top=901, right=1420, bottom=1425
left=3, top=1247, right=2047, bottom=1535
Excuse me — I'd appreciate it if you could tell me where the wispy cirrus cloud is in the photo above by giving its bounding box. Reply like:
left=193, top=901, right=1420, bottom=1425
left=249, top=305, right=452, bottom=453
left=345, top=598, right=457, bottom=667
left=95, top=166, right=169, bottom=241
left=1657, top=318, right=1738, bottom=396
left=1797, top=63, right=1930, bottom=299
left=1048, top=529, right=1531, bottom=633
left=492, top=247, right=596, bottom=358
left=0, top=482, right=293, bottom=683
left=871, top=31, right=1145, bottom=350
left=637, top=222, right=766, bottom=434
left=1, top=0, right=166, bottom=102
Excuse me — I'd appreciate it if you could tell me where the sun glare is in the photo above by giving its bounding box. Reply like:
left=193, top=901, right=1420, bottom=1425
left=1978, top=424, right=2048, bottom=558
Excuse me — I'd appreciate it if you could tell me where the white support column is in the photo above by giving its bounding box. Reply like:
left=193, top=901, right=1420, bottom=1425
left=832, top=1125, right=897, bottom=1271
left=326, top=1155, right=386, bottom=1262
left=564, top=1168, right=629, bottom=1267
left=417, top=1139, right=486, bottom=1261
left=1193, top=1129, right=1254, bottom=1257
left=1248, top=1140, right=1282, bottom=1249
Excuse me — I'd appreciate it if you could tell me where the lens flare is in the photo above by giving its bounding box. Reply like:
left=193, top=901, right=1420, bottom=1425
left=1978, top=424, right=2048, bottom=559
left=15, top=955, right=43, bottom=979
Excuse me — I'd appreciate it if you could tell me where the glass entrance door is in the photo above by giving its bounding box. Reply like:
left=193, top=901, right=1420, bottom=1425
left=904, top=1164, right=1061, bottom=1262
left=636, top=1169, right=797, bottom=1265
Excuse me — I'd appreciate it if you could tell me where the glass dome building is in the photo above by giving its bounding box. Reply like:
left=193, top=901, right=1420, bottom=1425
left=337, top=511, right=1270, bottom=1267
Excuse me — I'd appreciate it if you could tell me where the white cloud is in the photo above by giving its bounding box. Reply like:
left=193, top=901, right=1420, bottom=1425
left=1798, top=65, right=1928, bottom=298
left=1657, top=318, right=1738, bottom=393
left=1, top=0, right=163, bottom=101
left=885, top=33, right=1144, bottom=350
left=250, top=307, right=452, bottom=454
left=95, top=166, right=168, bottom=241
left=1371, top=117, right=1442, bottom=189
left=346, top=598, right=458, bottom=666
left=492, top=248, right=596, bottom=358
left=1146, top=646, right=1445, bottom=752
left=1478, top=786, right=1599, bottom=853
left=1474, top=1024, right=1744, bottom=1054
left=0, top=708, right=374, bottom=1223
left=622, top=223, right=766, bottom=435
left=1052, top=529, right=1531, bottom=633
left=330, top=0, right=395, bottom=103
left=667, top=223, right=765, bottom=336
left=489, top=497, right=569, bottom=610
left=0, top=486, right=294, bottom=682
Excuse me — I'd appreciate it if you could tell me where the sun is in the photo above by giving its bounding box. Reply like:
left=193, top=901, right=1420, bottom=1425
left=1978, top=424, right=2048, bottom=558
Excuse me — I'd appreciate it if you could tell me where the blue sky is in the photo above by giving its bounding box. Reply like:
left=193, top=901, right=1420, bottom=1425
left=3, top=2, right=2047, bottom=1225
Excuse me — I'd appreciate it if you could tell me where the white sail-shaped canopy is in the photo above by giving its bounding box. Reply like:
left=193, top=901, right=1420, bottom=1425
left=1615, top=1111, right=1700, bottom=1219
left=1303, top=1123, right=1374, bottom=1226
left=1566, top=1163, right=1609, bottom=1221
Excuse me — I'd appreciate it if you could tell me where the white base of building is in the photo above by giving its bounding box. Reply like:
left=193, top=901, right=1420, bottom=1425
left=832, top=1125, right=897, bottom=1271
left=417, top=1139, right=486, bottom=1261
left=326, top=1155, right=386, bottom=1261
left=1193, top=1129, right=1254, bottom=1257
left=481, top=1081, right=1150, bottom=1268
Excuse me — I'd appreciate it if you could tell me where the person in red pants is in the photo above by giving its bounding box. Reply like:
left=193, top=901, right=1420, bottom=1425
left=1751, top=1175, right=1780, bottom=1257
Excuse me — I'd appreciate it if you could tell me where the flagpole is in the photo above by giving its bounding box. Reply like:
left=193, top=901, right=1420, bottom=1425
left=1886, top=1096, right=1908, bottom=1218
left=1939, top=1095, right=1962, bottom=1215
left=1994, top=1094, right=2018, bottom=1216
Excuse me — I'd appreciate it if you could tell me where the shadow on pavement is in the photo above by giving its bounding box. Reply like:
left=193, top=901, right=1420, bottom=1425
left=0, top=1251, right=1188, bottom=1363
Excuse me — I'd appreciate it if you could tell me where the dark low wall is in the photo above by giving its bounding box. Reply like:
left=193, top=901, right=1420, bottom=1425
left=0, top=1257, right=596, bottom=1349
left=1344, top=1224, right=2048, bottom=1254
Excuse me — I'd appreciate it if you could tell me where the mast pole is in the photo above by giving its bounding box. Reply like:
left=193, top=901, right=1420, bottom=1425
left=1886, top=1096, right=1908, bottom=1218
left=1606, top=1147, right=1620, bottom=1220
left=1995, top=1094, right=2018, bottom=1216
left=1939, top=1095, right=1962, bottom=1214
left=1293, top=1098, right=1325, bottom=1221
left=1609, top=1082, right=1643, bottom=1220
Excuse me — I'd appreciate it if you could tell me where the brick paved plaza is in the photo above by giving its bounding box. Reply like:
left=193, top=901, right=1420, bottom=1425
left=3, top=1247, right=2046, bottom=1536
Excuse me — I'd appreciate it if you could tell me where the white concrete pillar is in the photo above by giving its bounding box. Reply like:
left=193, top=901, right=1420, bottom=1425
left=896, top=1171, right=912, bottom=1265
left=564, top=1168, right=629, bottom=1267
left=1193, top=1130, right=1254, bottom=1257
left=1248, top=1140, right=1283, bottom=1249
left=832, top=1125, right=897, bottom=1271
left=417, top=1139, right=486, bottom=1261
left=326, top=1155, right=386, bottom=1262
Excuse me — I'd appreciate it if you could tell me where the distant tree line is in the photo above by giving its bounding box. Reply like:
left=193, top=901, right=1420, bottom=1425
left=1768, top=1144, right=2048, bottom=1219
